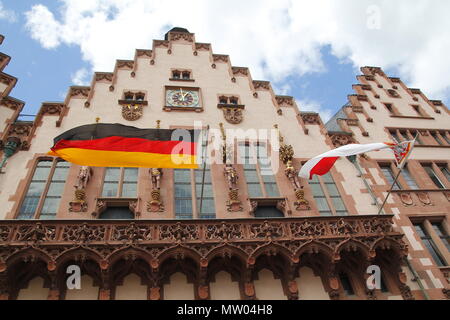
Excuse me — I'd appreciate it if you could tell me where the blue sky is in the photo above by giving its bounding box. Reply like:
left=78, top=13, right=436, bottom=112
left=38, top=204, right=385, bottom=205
left=1, top=1, right=449, bottom=122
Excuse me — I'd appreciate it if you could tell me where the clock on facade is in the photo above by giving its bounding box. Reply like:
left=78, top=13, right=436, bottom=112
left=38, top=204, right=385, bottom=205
left=165, top=87, right=201, bottom=111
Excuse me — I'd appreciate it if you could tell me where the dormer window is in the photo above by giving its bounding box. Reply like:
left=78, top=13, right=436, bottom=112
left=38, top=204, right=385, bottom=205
left=182, top=71, right=190, bottom=80
left=172, top=71, right=181, bottom=79
left=219, top=96, right=228, bottom=105
left=124, top=92, right=134, bottom=100
left=218, top=96, right=241, bottom=106
left=170, top=69, right=194, bottom=82
left=135, top=92, right=145, bottom=101
left=118, top=91, right=148, bottom=106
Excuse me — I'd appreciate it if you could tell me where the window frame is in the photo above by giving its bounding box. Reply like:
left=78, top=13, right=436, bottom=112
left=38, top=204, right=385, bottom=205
left=411, top=220, right=448, bottom=267
left=238, top=141, right=280, bottom=199
left=100, top=167, right=139, bottom=198
left=16, top=158, right=69, bottom=220
left=307, top=171, right=348, bottom=216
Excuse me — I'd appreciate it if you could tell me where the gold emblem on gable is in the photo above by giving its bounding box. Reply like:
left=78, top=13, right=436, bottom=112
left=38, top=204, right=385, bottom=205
left=122, top=104, right=143, bottom=121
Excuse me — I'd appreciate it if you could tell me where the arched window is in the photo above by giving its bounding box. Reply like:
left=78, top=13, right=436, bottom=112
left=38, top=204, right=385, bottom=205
left=17, top=159, right=70, bottom=219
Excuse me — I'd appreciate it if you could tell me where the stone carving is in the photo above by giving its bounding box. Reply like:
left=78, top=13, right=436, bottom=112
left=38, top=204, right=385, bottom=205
left=399, top=284, right=415, bottom=300
left=112, top=223, right=152, bottom=242
left=253, top=81, right=270, bottom=90
left=62, top=223, right=106, bottom=243
left=70, top=87, right=90, bottom=98
left=330, top=134, right=354, bottom=148
left=205, top=222, right=243, bottom=240
left=169, top=32, right=194, bottom=42
left=222, top=108, right=243, bottom=124
left=70, top=166, right=91, bottom=213
left=122, top=104, right=143, bottom=121
left=148, top=168, right=164, bottom=212
left=41, top=103, right=63, bottom=116
left=224, top=164, right=242, bottom=212
left=231, top=67, right=249, bottom=76
left=416, top=192, right=432, bottom=206
left=196, top=43, right=211, bottom=51
left=285, top=161, right=301, bottom=190
left=224, top=164, right=238, bottom=190
left=279, top=144, right=294, bottom=165
left=75, top=166, right=91, bottom=191
left=398, top=192, right=414, bottom=207
left=302, top=113, right=321, bottom=125
left=213, top=54, right=228, bottom=62
left=294, top=188, right=310, bottom=211
left=116, top=60, right=134, bottom=69
left=250, top=221, right=283, bottom=239
left=150, top=168, right=162, bottom=190
left=275, top=96, right=294, bottom=107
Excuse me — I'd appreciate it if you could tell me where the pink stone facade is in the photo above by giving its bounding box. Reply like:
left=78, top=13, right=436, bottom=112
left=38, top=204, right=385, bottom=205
left=0, top=30, right=448, bottom=300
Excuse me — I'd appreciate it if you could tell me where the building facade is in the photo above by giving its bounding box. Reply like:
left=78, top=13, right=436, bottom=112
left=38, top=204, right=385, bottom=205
left=0, top=29, right=448, bottom=300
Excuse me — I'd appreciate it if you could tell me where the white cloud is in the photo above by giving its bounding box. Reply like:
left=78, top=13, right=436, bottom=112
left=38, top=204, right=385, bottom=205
left=71, top=67, right=90, bottom=86
left=24, top=0, right=450, bottom=109
left=0, top=1, right=17, bottom=23
left=297, top=99, right=333, bottom=123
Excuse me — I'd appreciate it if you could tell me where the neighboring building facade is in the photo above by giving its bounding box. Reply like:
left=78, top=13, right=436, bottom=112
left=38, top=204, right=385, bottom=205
left=0, top=29, right=448, bottom=300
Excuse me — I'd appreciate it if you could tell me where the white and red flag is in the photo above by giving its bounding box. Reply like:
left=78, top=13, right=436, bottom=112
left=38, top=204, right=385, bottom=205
left=298, top=141, right=415, bottom=180
left=387, top=140, right=415, bottom=169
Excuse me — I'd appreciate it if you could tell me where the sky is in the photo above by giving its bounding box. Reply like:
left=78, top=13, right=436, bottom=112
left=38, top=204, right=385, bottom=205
left=1, top=0, right=450, bottom=123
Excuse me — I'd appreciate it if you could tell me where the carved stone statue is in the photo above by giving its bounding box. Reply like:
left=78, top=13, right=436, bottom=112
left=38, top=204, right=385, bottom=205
left=285, top=160, right=301, bottom=190
left=150, top=168, right=162, bottom=190
left=224, top=164, right=238, bottom=190
left=75, top=166, right=91, bottom=190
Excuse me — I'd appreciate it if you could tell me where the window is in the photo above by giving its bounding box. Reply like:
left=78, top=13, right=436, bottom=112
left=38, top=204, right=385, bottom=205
left=414, top=223, right=446, bottom=266
left=195, top=166, right=216, bottom=219
left=440, top=132, right=450, bottom=145
left=384, top=103, right=396, bottom=115
left=218, top=96, right=240, bottom=106
left=390, top=130, right=401, bottom=143
left=438, top=165, right=450, bottom=182
left=422, top=164, right=445, bottom=189
left=308, top=172, right=348, bottom=216
left=122, top=91, right=145, bottom=102
left=431, top=132, right=444, bottom=146
left=102, top=168, right=138, bottom=198
left=17, top=160, right=70, bottom=219
left=399, top=131, right=410, bottom=142
left=401, top=166, right=419, bottom=190
left=174, top=169, right=193, bottom=219
left=99, top=207, right=134, bottom=220
left=171, top=70, right=193, bottom=81
left=182, top=71, right=191, bottom=80
left=380, top=164, right=400, bottom=190
left=411, top=105, right=426, bottom=117
left=254, top=206, right=284, bottom=218
left=239, top=142, right=280, bottom=198
left=431, top=223, right=450, bottom=252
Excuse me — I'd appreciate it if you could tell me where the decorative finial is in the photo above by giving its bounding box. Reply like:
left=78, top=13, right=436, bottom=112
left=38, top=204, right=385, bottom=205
left=274, top=124, right=284, bottom=144
left=95, top=117, right=100, bottom=123
left=156, top=120, right=161, bottom=129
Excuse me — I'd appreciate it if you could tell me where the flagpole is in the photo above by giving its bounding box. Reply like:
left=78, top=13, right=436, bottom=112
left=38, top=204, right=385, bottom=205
left=377, top=168, right=402, bottom=215
left=377, top=134, right=418, bottom=215
left=198, top=125, right=210, bottom=218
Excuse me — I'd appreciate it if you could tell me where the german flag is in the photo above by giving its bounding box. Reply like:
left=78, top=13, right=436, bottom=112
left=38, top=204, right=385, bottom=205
left=48, top=123, right=201, bottom=168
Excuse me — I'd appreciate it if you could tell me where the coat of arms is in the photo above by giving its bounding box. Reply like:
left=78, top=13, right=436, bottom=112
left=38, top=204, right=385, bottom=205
left=122, top=104, right=143, bottom=121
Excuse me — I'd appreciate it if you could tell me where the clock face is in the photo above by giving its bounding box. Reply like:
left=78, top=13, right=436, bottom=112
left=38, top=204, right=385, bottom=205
left=166, top=89, right=200, bottom=108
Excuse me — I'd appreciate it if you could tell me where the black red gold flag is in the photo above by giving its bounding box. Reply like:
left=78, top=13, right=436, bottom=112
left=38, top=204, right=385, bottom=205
left=47, top=123, right=200, bottom=168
